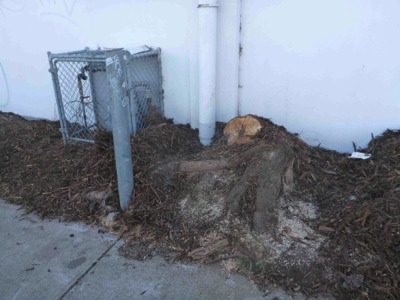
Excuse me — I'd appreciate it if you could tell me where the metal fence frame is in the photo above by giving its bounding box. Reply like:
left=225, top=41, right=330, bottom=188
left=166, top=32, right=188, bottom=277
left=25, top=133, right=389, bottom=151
left=48, top=47, right=163, bottom=144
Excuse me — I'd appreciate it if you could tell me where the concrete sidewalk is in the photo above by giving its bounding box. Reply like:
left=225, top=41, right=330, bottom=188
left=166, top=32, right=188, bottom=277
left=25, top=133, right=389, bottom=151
left=0, top=199, right=325, bottom=300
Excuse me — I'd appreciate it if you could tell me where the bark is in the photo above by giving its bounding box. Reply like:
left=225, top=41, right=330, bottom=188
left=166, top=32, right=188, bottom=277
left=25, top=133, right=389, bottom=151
left=188, top=239, right=229, bottom=260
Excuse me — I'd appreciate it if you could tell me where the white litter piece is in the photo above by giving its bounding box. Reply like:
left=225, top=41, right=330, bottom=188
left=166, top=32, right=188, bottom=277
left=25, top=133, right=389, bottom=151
left=349, top=152, right=371, bottom=160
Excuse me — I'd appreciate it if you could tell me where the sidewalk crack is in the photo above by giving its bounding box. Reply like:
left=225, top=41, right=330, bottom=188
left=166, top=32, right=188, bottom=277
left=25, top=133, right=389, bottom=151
left=58, top=234, right=123, bottom=300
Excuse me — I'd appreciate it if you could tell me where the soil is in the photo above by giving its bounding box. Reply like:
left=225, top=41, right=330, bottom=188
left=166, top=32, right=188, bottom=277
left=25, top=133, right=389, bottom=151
left=0, top=111, right=399, bottom=299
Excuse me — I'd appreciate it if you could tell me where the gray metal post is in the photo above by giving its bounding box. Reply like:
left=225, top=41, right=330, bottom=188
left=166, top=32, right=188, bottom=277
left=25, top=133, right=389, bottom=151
left=47, top=52, right=69, bottom=144
left=156, top=48, right=164, bottom=115
left=105, top=49, right=134, bottom=210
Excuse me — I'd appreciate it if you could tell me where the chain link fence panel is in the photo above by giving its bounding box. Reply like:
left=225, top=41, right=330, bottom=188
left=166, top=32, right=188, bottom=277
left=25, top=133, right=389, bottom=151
left=48, top=47, right=163, bottom=143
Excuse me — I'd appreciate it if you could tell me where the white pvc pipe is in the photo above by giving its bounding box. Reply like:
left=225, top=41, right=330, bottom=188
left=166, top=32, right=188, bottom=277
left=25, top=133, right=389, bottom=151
left=198, top=0, right=218, bottom=145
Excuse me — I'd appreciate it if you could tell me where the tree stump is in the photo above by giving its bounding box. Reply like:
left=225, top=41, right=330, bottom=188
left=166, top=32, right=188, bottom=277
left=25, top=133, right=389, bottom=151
left=223, top=115, right=262, bottom=145
left=149, top=116, right=294, bottom=235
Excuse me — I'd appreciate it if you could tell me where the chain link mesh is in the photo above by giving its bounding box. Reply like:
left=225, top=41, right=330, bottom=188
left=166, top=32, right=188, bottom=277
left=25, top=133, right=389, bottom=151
left=49, top=48, right=163, bottom=143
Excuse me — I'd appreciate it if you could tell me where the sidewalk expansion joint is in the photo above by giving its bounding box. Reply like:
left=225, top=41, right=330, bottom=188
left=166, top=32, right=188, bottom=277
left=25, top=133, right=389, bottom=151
left=57, top=234, right=123, bottom=300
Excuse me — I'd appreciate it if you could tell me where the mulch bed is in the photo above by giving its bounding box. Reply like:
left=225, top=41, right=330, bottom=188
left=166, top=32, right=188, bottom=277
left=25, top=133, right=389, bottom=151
left=0, top=111, right=398, bottom=299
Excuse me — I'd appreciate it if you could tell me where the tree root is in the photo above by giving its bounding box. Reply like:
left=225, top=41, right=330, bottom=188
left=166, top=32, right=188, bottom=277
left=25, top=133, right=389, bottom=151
left=152, top=142, right=294, bottom=234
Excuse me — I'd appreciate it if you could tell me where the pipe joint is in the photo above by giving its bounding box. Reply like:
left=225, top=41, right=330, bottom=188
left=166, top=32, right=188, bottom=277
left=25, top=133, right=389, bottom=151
left=198, top=0, right=218, bottom=8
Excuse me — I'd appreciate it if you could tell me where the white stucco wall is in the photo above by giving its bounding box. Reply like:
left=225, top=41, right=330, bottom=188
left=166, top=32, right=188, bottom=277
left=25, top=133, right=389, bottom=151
left=1, top=0, right=399, bottom=152
left=239, top=0, right=400, bottom=152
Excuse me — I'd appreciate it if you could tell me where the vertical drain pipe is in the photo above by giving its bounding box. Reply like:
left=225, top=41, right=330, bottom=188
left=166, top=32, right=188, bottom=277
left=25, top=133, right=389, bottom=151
left=198, top=0, right=218, bottom=145
left=105, top=49, right=134, bottom=210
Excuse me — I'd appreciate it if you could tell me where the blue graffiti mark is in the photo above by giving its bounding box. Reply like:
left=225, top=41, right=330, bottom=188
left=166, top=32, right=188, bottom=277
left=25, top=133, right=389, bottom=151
left=0, top=0, right=78, bottom=24
left=39, top=0, right=77, bottom=24
left=0, top=62, right=10, bottom=107
left=0, top=0, right=27, bottom=17
left=62, top=0, right=76, bottom=17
